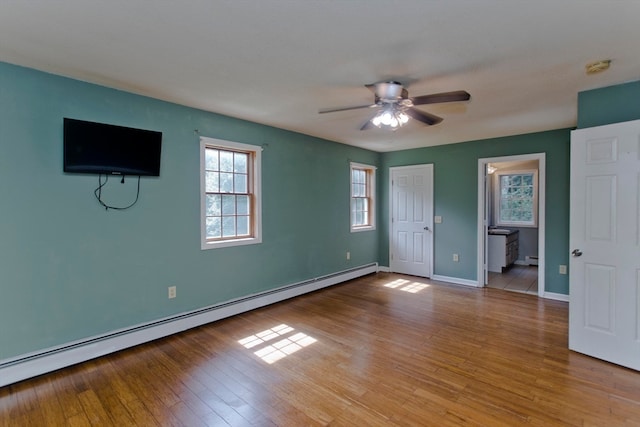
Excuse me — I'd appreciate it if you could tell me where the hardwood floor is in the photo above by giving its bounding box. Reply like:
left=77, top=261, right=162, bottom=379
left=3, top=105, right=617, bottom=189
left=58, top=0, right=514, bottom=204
left=2, top=272, right=640, bottom=426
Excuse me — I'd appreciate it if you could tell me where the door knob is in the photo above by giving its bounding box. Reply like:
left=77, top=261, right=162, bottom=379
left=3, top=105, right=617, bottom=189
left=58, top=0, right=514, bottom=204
left=424, top=226, right=430, bottom=231
left=571, top=249, right=583, bottom=257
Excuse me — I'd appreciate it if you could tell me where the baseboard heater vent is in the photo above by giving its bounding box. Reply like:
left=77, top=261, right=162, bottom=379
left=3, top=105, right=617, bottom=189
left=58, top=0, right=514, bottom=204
left=525, top=255, right=539, bottom=266
left=0, top=263, right=378, bottom=387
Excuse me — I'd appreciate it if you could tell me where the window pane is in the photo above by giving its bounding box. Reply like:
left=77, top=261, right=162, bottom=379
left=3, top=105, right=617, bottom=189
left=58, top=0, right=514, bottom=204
left=234, top=153, right=248, bottom=173
left=220, top=151, right=233, bottom=172
left=497, top=172, right=536, bottom=225
left=352, top=169, right=362, bottom=184
left=235, top=173, right=247, bottom=193
left=237, top=215, right=249, bottom=235
left=206, top=194, right=221, bottom=216
left=220, top=172, right=234, bottom=193
left=205, top=149, right=219, bottom=171
left=206, top=217, right=221, bottom=239
left=222, top=195, right=236, bottom=215
left=237, top=195, right=249, bottom=215
left=350, top=165, right=375, bottom=231
left=202, top=141, right=260, bottom=245
left=222, top=216, right=236, bottom=237
left=205, top=171, right=219, bottom=192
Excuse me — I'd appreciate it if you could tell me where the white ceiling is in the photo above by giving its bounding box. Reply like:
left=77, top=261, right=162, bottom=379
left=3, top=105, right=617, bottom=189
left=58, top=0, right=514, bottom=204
left=1, top=1, right=639, bottom=152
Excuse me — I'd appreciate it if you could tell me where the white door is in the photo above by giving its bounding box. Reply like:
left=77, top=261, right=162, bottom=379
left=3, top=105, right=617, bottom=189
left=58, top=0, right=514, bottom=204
left=390, top=165, right=433, bottom=277
left=570, top=119, right=640, bottom=371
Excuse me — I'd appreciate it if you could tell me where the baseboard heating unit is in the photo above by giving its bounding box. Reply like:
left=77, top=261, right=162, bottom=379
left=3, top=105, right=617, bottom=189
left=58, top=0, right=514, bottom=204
left=0, top=263, right=378, bottom=387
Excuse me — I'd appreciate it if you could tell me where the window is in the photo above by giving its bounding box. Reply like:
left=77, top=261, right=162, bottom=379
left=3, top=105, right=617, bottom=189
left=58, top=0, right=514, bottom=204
left=494, top=170, right=537, bottom=227
left=350, top=162, right=376, bottom=232
left=200, top=137, right=261, bottom=249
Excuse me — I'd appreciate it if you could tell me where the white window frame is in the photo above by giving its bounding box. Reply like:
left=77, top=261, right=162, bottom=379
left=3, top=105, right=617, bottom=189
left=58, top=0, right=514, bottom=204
left=350, top=162, right=376, bottom=232
left=200, top=137, right=262, bottom=250
left=494, top=169, right=538, bottom=228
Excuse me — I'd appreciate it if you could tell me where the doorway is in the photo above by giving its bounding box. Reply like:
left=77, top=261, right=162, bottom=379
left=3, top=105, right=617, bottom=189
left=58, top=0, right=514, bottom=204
left=477, top=154, right=546, bottom=296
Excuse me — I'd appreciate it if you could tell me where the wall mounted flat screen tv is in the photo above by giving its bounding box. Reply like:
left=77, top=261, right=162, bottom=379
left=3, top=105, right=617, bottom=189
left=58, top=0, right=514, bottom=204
left=64, top=118, right=162, bottom=176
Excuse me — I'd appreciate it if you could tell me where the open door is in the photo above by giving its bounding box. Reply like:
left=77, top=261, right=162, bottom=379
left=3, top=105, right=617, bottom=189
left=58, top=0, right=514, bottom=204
left=569, top=119, right=640, bottom=370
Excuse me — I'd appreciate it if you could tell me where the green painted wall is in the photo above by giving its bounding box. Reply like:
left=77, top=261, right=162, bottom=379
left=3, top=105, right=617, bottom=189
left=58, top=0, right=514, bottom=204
left=379, top=129, right=571, bottom=295
left=0, top=61, right=380, bottom=360
left=5, top=61, right=632, bottom=363
left=577, top=80, right=640, bottom=129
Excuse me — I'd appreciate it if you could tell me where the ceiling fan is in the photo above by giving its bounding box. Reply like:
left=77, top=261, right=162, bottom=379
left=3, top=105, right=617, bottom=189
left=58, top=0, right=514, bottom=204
left=319, top=81, right=470, bottom=130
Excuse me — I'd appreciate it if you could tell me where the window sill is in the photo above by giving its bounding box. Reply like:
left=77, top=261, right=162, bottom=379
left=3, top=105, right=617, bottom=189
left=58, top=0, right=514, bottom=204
left=350, top=225, right=376, bottom=233
left=201, top=236, right=262, bottom=250
left=495, top=223, right=537, bottom=229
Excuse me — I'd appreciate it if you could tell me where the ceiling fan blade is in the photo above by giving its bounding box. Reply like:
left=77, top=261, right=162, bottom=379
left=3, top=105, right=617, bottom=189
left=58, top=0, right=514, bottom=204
left=411, top=90, right=471, bottom=106
left=319, top=104, right=375, bottom=114
left=406, top=108, right=443, bottom=126
left=360, top=120, right=376, bottom=131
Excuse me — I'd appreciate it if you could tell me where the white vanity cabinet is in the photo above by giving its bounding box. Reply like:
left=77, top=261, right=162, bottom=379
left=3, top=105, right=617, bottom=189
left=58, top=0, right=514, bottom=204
left=488, top=230, right=519, bottom=273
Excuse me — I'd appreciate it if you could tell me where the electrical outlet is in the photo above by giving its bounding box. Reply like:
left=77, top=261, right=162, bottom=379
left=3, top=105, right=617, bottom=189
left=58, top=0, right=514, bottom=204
left=559, top=265, right=567, bottom=275
left=346, top=251, right=350, bottom=260
left=168, top=286, right=177, bottom=299
left=453, top=253, right=459, bottom=262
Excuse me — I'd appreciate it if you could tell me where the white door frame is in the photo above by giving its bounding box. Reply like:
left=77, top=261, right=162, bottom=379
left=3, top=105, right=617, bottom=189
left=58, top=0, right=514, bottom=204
left=389, top=164, right=434, bottom=278
left=477, top=153, right=546, bottom=296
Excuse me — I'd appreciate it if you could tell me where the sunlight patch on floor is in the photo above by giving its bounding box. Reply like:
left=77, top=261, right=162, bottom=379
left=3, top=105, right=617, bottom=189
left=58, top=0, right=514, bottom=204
left=383, top=279, right=430, bottom=293
left=238, top=324, right=317, bottom=364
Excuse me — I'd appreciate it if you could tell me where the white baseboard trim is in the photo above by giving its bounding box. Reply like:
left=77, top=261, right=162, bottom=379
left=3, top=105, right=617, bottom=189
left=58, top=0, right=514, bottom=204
left=0, top=263, right=378, bottom=388
left=543, top=291, right=569, bottom=302
left=431, top=275, right=480, bottom=287
left=377, top=265, right=390, bottom=272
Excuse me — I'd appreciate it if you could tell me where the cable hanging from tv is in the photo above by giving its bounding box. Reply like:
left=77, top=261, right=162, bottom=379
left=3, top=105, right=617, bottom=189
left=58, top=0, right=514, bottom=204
left=94, top=175, right=141, bottom=211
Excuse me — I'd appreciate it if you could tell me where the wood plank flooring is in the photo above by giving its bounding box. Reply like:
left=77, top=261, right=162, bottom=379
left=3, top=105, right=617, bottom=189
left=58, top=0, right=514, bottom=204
left=2, top=272, right=640, bottom=426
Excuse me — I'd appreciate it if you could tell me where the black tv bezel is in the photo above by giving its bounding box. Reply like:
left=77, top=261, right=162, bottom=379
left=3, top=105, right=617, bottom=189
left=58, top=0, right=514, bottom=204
left=63, top=118, right=162, bottom=177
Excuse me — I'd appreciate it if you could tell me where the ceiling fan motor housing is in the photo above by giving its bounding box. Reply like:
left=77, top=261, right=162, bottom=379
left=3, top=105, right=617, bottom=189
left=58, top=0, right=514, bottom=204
left=376, top=81, right=404, bottom=101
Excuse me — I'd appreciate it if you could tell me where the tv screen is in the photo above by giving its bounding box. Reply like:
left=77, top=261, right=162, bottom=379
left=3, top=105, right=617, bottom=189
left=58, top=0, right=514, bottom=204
left=64, top=118, right=162, bottom=176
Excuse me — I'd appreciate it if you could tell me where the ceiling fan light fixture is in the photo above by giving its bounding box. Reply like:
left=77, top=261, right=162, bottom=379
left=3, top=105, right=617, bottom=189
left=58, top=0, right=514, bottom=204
left=371, top=105, right=408, bottom=130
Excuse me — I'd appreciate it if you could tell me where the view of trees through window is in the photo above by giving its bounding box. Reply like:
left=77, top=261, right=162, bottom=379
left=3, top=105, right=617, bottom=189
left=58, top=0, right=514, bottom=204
left=351, top=168, right=370, bottom=227
left=204, top=147, right=251, bottom=239
left=498, top=172, right=536, bottom=225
